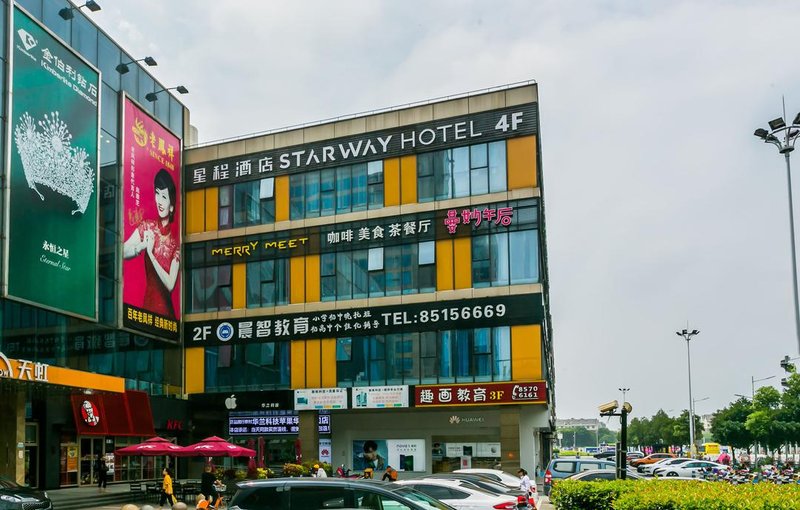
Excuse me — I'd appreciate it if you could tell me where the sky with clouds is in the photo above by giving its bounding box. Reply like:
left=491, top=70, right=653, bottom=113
left=91, top=0, right=800, bottom=423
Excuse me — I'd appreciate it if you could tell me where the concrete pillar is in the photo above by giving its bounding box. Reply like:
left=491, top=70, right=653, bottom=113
left=298, top=411, right=319, bottom=464
left=0, top=389, right=25, bottom=484
left=500, top=407, right=521, bottom=473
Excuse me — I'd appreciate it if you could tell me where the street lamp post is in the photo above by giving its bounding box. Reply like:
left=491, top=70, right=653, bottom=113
left=754, top=106, right=800, bottom=355
left=676, top=328, right=700, bottom=456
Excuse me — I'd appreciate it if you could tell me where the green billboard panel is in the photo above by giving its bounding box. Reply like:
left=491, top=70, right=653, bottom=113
left=5, top=7, right=100, bottom=320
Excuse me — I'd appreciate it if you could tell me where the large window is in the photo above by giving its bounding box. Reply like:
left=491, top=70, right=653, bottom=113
left=205, top=343, right=290, bottom=391
left=290, top=162, right=382, bottom=220
left=418, top=141, right=506, bottom=202
left=472, top=229, right=539, bottom=287
left=321, top=242, right=434, bottom=301
left=187, top=246, right=232, bottom=313
left=219, top=178, right=275, bottom=230
left=337, top=327, right=511, bottom=386
left=246, top=258, right=290, bottom=307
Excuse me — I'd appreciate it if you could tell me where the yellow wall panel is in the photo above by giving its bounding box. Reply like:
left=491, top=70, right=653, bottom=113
left=204, top=187, right=218, bottom=231
left=453, top=237, right=472, bottom=289
left=400, top=155, right=417, bottom=204
left=291, top=341, right=306, bottom=389
left=185, top=347, right=205, bottom=394
left=436, top=239, right=454, bottom=291
left=384, top=158, right=400, bottom=207
left=321, top=338, right=337, bottom=387
left=290, top=256, right=306, bottom=304
left=275, top=175, right=290, bottom=221
left=232, top=263, right=246, bottom=309
left=305, top=255, right=320, bottom=303
left=511, top=325, right=542, bottom=380
left=185, top=190, right=205, bottom=234
left=306, top=339, right=321, bottom=388
left=507, top=135, right=538, bottom=190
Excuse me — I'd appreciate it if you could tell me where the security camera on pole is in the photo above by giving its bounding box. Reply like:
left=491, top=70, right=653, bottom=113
left=598, top=399, right=632, bottom=480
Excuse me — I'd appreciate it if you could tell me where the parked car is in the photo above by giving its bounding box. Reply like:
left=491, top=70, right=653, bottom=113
left=640, top=458, right=693, bottom=475
left=453, top=468, right=526, bottom=490
left=229, top=478, right=455, bottom=510
left=652, top=460, right=730, bottom=478
left=629, top=453, right=676, bottom=468
left=543, top=458, right=615, bottom=496
left=416, top=474, right=537, bottom=509
left=0, top=477, right=51, bottom=510
left=593, top=451, right=616, bottom=461
left=626, top=451, right=645, bottom=460
left=567, top=469, right=644, bottom=481
left=396, top=479, right=526, bottom=510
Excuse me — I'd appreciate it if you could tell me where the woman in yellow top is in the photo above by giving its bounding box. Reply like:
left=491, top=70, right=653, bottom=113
left=159, top=467, right=177, bottom=509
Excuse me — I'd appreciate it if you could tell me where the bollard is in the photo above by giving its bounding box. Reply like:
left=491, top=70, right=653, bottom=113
left=121, top=505, right=139, bottom=510
left=172, top=503, right=188, bottom=510
left=141, top=506, right=155, bottom=510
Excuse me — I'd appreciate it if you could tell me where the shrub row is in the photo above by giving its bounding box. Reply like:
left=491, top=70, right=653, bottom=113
left=550, top=479, right=800, bottom=510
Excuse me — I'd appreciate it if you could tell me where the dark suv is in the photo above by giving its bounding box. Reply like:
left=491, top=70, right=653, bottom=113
left=229, top=478, right=455, bottom=510
left=0, top=477, right=51, bottom=510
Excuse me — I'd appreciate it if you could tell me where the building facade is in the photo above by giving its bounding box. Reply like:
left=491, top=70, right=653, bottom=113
left=183, top=83, right=555, bottom=475
left=0, top=0, right=189, bottom=489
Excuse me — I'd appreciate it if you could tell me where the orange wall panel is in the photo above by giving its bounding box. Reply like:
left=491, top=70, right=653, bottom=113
left=185, top=190, right=205, bottom=234
left=204, top=187, right=218, bottom=231
left=232, top=263, right=246, bottom=309
left=400, top=155, right=417, bottom=204
left=507, top=135, right=538, bottom=190
left=436, top=239, right=454, bottom=291
left=275, top=175, right=290, bottom=221
left=291, top=341, right=306, bottom=389
left=511, top=325, right=542, bottom=380
left=185, top=347, right=205, bottom=394
left=306, top=339, right=321, bottom=388
left=453, top=237, right=472, bottom=289
left=305, top=255, right=320, bottom=303
left=290, top=256, right=306, bottom=304
left=384, top=158, right=400, bottom=207
left=321, top=338, right=337, bottom=387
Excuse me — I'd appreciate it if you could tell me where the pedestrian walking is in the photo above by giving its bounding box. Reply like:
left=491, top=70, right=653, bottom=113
left=518, top=468, right=532, bottom=496
left=160, top=467, right=177, bottom=509
left=200, top=464, right=222, bottom=508
left=96, top=456, right=108, bottom=493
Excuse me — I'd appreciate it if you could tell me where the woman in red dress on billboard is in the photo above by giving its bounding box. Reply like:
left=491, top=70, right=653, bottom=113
left=123, top=168, right=180, bottom=318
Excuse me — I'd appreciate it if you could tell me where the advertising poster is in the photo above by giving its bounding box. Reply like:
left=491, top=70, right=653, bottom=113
left=121, top=96, right=182, bottom=339
left=294, top=388, right=347, bottom=410
left=319, top=438, right=332, bottom=464
left=5, top=7, right=99, bottom=319
left=352, top=385, right=409, bottom=409
left=352, top=439, right=425, bottom=472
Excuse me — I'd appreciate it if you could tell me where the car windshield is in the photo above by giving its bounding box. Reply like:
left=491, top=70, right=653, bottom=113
left=393, top=486, right=456, bottom=510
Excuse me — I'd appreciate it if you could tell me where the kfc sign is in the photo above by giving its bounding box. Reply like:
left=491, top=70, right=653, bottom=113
left=80, top=400, right=100, bottom=426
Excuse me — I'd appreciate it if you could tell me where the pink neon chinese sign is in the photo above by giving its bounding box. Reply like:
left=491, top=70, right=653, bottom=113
left=443, top=207, right=513, bottom=234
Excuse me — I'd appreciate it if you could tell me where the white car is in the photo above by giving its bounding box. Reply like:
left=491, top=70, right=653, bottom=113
left=653, top=460, right=730, bottom=478
left=641, top=457, right=693, bottom=475
left=396, top=479, right=524, bottom=510
left=454, top=468, right=540, bottom=507
left=453, top=468, right=529, bottom=490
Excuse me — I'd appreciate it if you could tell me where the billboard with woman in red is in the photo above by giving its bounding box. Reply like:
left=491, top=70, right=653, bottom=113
left=121, top=96, right=182, bottom=339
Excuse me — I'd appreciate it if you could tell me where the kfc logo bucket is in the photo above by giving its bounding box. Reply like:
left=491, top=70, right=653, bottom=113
left=81, top=400, right=100, bottom=426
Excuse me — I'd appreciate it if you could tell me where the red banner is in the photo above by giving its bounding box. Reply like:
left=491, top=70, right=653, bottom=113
left=414, top=381, right=546, bottom=407
left=71, top=391, right=155, bottom=436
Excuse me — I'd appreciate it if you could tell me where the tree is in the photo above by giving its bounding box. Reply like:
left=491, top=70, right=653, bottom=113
left=672, top=409, right=705, bottom=446
left=746, top=386, right=785, bottom=454
left=710, top=397, right=753, bottom=451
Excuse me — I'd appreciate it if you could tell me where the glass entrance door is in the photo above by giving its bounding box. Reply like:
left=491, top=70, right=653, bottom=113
left=79, top=437, right=104, bottom=486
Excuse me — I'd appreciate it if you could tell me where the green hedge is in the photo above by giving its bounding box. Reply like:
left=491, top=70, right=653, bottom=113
left=550, top=480, right=800, bottom=510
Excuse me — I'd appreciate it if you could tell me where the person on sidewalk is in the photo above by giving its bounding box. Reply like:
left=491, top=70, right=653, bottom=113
left=96, top=456, right=108, bottom=493
left=159, top=467, right=177, bottom=509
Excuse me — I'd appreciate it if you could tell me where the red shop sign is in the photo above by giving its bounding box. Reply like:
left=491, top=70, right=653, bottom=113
left=414, top=381, right=546, bottom=407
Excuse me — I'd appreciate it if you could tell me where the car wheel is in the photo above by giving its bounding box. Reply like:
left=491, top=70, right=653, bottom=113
left=667, top=472, right=678, bottom=477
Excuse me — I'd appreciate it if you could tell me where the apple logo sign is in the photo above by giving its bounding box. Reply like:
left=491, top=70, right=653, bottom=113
left=225, top=394, right=237, bottom=410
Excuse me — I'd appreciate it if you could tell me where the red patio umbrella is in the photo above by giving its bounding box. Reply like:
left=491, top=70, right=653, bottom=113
left=175, top=436, right=255, bottom=457
left=115, top=436, right=183, bottom=456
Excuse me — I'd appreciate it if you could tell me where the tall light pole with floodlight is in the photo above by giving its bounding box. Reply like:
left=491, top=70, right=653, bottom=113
left=676, top=328, right=700, bottom=456
left=754, top=105, right=800, bottom=355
